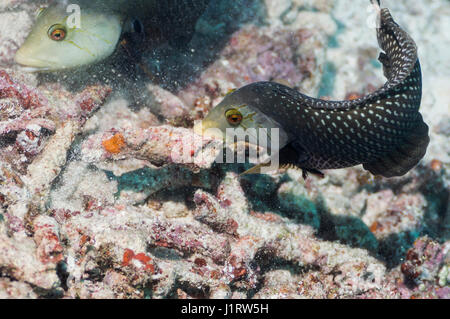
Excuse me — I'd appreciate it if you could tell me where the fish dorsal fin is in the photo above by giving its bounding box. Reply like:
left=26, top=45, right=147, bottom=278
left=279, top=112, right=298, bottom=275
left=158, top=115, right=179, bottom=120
left=272, top=79, right=293, bottom=88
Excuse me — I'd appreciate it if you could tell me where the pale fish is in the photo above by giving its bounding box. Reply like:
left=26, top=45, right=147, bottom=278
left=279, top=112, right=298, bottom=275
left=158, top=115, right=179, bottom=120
left=15, top=0, right=211, bottom=71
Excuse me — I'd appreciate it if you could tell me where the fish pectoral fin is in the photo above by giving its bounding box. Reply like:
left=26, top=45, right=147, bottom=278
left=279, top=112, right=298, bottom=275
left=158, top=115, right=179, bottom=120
left=239, top=162, right=271, bottom=176
left=279, top=164, right=325, bottom=180
left=307, top=168, right=325, bottom=179
left=277, top=141, right=325, bottom=179
left=119, top=33, right=145, bottom=62
left=239, top=162, right=325, bottom=179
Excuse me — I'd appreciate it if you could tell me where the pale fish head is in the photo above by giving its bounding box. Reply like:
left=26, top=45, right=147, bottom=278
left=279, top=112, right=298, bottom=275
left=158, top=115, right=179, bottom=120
left=194, top=87, right=290, bottom=152
left=15, top=3, right=123, bottom=71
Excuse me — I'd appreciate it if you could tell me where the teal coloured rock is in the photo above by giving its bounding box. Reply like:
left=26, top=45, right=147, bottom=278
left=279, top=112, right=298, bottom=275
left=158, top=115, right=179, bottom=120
left=278, top=181, right=320, bottom=229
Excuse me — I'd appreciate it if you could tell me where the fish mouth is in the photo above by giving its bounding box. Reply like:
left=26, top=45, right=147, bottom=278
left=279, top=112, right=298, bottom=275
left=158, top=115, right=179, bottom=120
left=14, top=50, right=54, bottom=72
left=16, top=65, right=51, bottom=72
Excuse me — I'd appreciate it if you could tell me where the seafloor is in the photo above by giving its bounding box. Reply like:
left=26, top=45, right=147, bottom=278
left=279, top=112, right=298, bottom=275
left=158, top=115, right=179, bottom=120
left=0, top=0, right=448, bottom=298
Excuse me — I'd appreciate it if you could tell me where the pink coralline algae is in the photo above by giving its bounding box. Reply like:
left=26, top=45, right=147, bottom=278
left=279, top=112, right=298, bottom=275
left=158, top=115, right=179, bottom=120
left=0, top=72, right=54, bottom=157
left=33, top=215, right=64, bottom=264
left=393, top=237, right=450, bottom=299
left=193, top=190, right=240, bottom=237
left=0, top=70, right=46, bottom=109
left=0, top=69, right=111, bottom=238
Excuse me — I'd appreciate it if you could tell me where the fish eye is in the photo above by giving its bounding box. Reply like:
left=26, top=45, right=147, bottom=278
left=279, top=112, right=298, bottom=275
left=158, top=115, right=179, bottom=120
left=48, top=24, right=67, bottom=41
left=225, top=109, right=243, bottom=126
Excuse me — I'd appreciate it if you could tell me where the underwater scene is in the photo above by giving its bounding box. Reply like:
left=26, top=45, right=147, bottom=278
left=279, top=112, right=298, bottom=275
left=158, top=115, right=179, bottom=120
left=0, top=0, right=448, bottom=299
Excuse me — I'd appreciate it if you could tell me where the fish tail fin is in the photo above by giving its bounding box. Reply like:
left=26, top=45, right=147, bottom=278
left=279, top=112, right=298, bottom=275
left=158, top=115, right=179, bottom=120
left=363, top=114, right=430, bottom=177
left=376, top=5, right=418, bottom=87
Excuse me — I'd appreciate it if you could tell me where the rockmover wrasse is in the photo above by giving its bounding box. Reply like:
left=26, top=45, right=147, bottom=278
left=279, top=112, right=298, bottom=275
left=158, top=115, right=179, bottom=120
left=15, top=0, right=211, bottom=71
left=195, top=1, right=430, bottom=178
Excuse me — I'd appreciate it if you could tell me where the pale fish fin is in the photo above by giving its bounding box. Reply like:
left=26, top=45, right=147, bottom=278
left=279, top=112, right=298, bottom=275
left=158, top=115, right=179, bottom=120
left=239, top=162, right=271, bottom=176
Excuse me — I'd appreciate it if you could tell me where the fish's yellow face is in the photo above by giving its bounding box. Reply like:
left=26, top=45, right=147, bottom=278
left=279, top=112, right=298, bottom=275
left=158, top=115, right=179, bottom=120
left=15, top=5, right=122, bottom=71
left=194, top=91, right=290, bottom=150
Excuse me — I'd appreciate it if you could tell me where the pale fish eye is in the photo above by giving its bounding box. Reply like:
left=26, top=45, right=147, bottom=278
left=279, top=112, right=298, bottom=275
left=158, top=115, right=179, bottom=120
left=48, top=24, right=67, bottom=41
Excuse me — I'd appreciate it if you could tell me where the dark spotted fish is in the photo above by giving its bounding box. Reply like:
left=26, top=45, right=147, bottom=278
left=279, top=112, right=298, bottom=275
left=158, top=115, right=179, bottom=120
left=195, top=0, right=430, bottom=178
